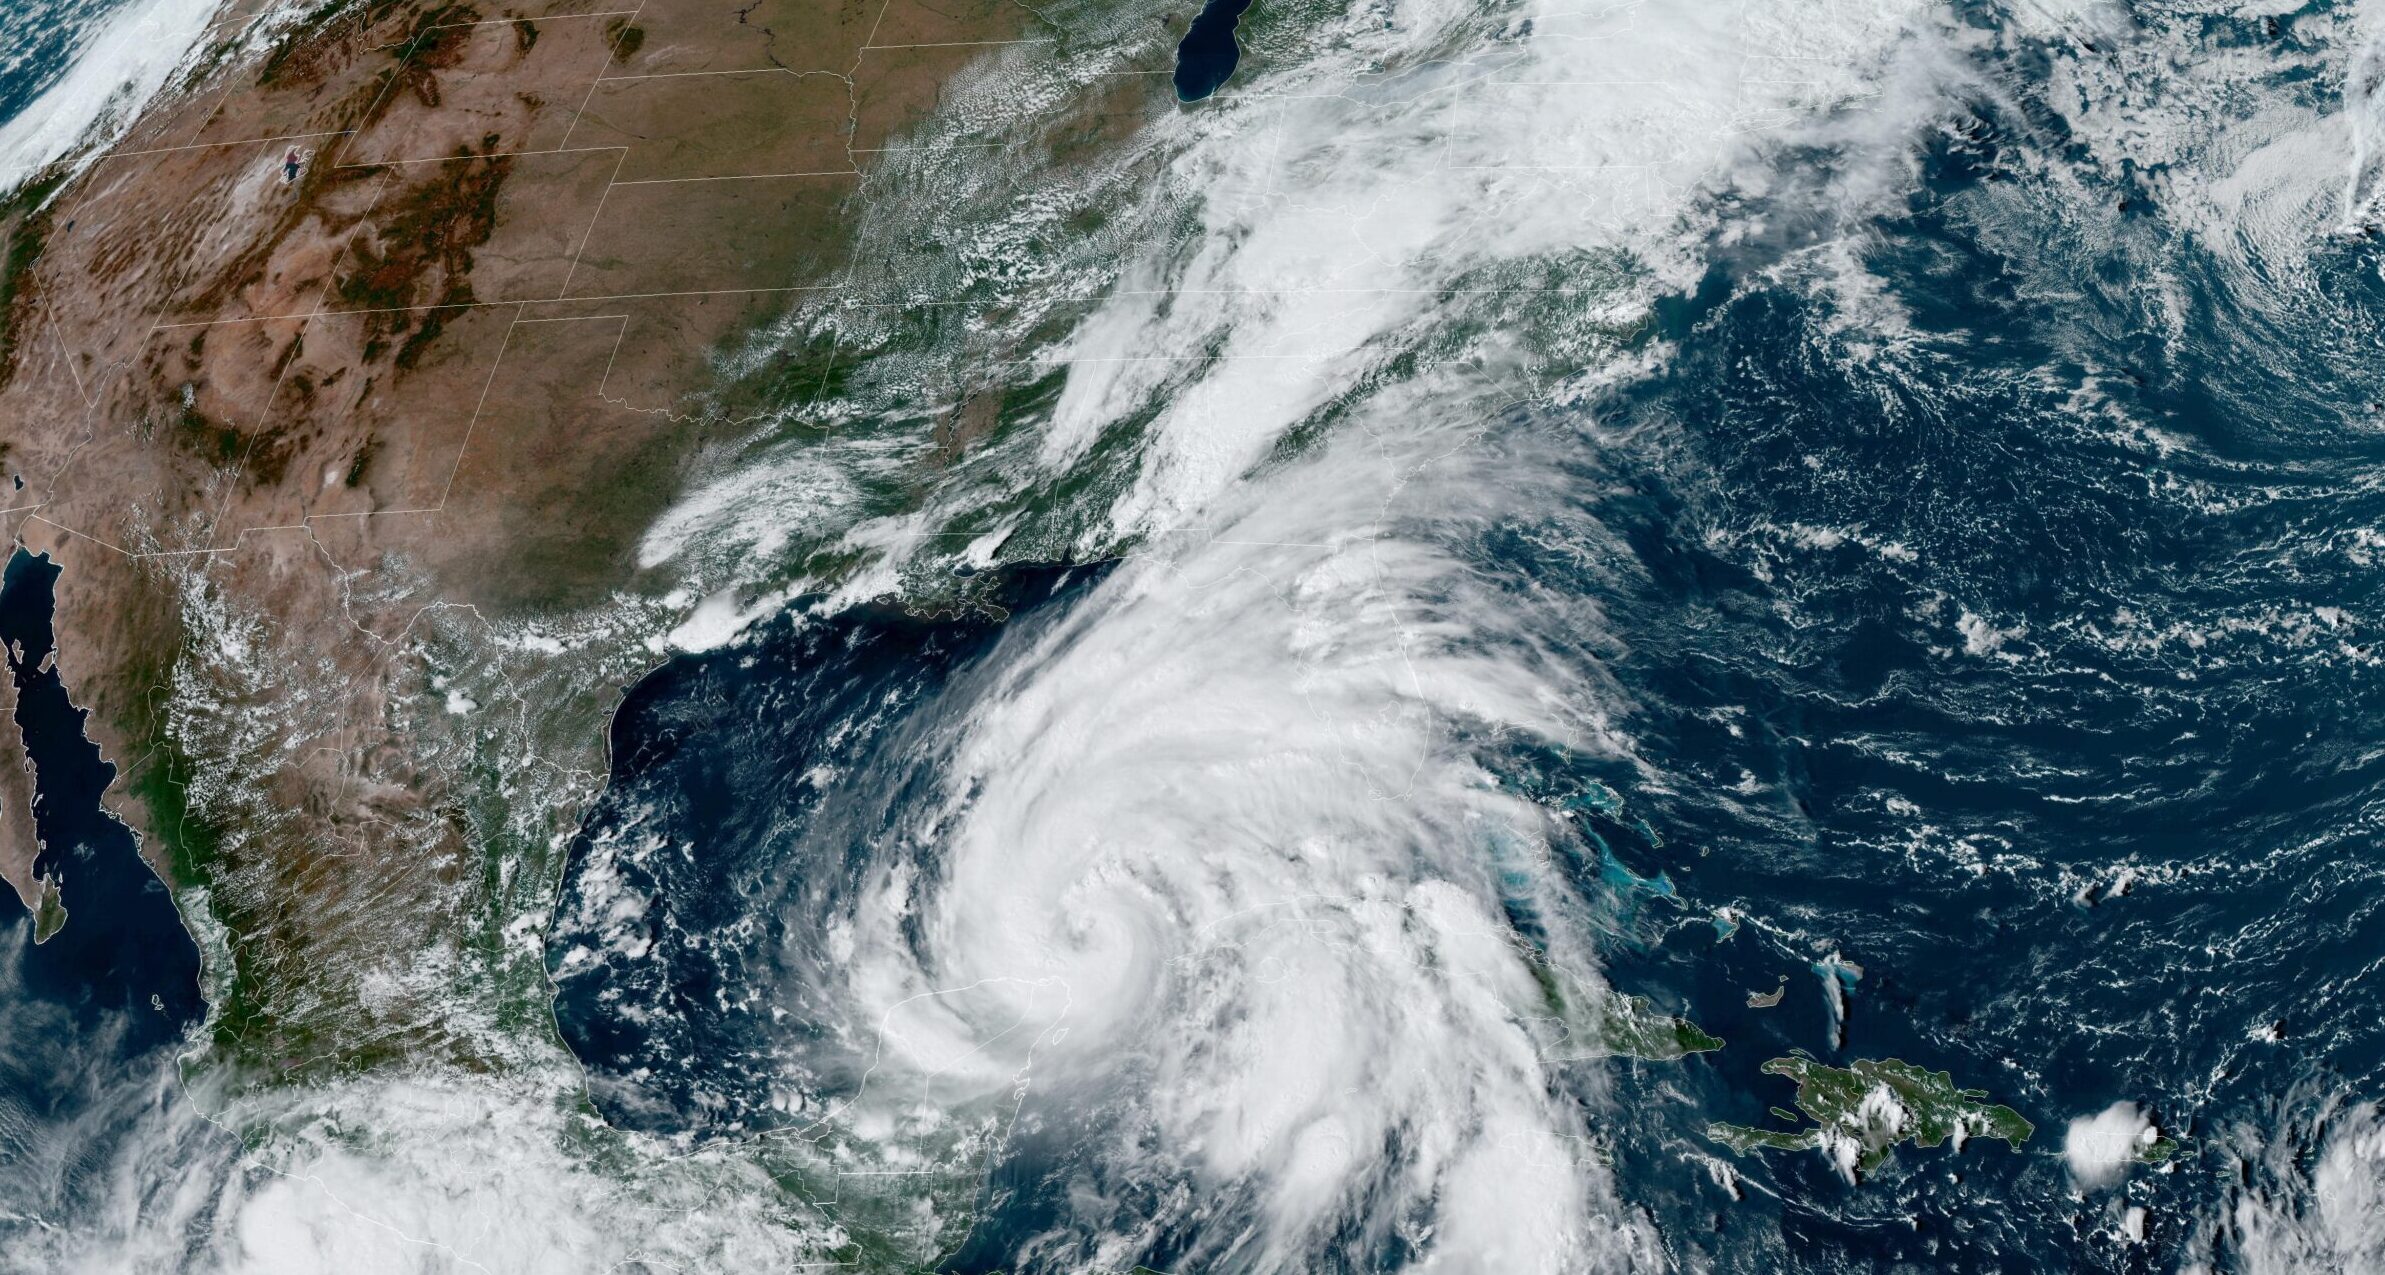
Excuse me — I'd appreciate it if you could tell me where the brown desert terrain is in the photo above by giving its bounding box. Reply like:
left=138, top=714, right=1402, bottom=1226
left=0, top=0, right=1136, bottom=1078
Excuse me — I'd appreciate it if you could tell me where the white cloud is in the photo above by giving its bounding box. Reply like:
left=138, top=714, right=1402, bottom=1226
left=0, top=0, right=1987, bottom=1268
left=2220, top=1100, right=2385, bottom=1274
left=2064, top=1101, right=2157, bottom=1189
left=0, top=0, right=213, bottom=193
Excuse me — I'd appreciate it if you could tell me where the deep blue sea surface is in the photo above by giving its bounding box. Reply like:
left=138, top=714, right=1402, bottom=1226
left=0, top=550, right=204, bottom=1224
left=0, top=551, right=202, bottom=1036
left=0, top=0, right=2371, bottom=1266
left=0, top=0, right=117, bottom=133
left=0, top=0, right=224, bottom=1247
left=1172, top=0, right=1255, bottom=102
left=550, top=565, right=1106, bottom=1137
left=1523, top=73, right=2385, bottom=1264
left=551, top=22, right=2385, bottom=1267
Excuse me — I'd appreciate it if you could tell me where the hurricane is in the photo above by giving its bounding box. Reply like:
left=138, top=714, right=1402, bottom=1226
left=5, top=0, right=2385, bottom=1270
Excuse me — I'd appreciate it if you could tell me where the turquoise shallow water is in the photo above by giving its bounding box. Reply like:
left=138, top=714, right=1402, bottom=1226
left=549, top=5, right=2385, bottom=1268
left=0, top=0, right=2381, bottom=1267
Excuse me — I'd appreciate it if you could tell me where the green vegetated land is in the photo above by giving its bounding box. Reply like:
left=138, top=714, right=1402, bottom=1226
left=1709, top=1053, right=2034, bottom=1179
left=1534, top=957, right=1722, bottom=1062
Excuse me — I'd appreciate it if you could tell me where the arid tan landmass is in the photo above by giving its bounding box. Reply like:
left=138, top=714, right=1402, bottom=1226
left=0, top=670, right=46, bottom=937
left=0, top=0, right=1140, bottom=1079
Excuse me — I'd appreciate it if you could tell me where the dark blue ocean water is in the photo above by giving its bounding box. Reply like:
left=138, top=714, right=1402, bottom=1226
left=549, top=565, right=1106, bottom=1137
left=1172, top=0, right=1255, bottom=102
left=553, top=16, right=2385, bottom=1271
left=0, top=1, right=225, bottom=1247
left=0, top=551, right=201, bottom=1036
left=0, top=550, right=204, bottom=1225
left=1566, top=64, right=2385, bottom=1264
left=0, top=0, right=2334, bottom=1262
left=0, top=0, right=114, bottom=133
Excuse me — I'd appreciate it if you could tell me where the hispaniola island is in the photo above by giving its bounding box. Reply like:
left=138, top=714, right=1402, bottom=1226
left=0, top=0, right=2381, bottom=1268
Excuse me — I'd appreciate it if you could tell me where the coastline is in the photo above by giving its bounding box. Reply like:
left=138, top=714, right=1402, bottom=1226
left=0, top=0, right=218, bottom=196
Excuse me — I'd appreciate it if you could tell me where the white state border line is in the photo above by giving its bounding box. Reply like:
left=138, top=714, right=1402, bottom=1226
left=21, top=0, right=1093, bottom=562
left=142, top=282, right=1612, bottom=331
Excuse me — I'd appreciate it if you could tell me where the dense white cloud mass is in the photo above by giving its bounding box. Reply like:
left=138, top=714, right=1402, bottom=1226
left=2065, top=1102, right=2158, bottom=1189
left=0, top=0, right=2086, bottom=1270
left=2209, top=1100, right=2385, bottom=1275
left=670, top=1, right=1952, bottom=1269
left=0, top=0, right=213, bottom=192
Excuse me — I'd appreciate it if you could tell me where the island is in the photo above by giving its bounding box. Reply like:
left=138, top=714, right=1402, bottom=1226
left=1538, top=962, right=1722, bottom=1062
left=1709, top=1052, right=2034, bottom=1181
